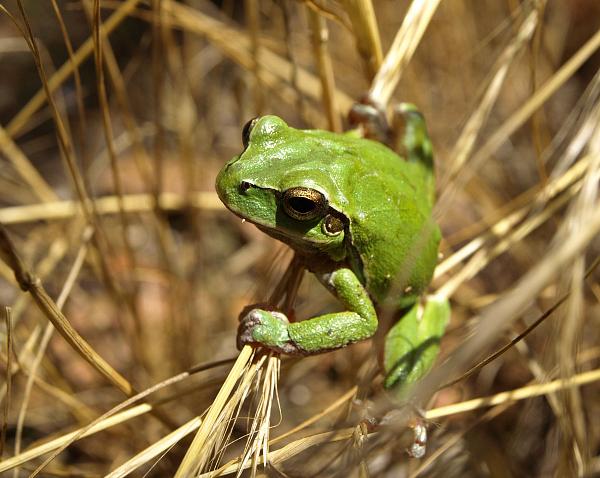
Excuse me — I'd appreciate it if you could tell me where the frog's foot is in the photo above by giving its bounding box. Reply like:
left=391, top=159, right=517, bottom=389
left=407, top=416, right=428, bottom=458
left=390, top=103, right=433, bottom=168
left=379, top=407, right=428, bottom=458
left=237, top=308, right=302, bottom=355
left=383, top=296, right=450, bottom=389
left=348, top=95, right=391, bottom=144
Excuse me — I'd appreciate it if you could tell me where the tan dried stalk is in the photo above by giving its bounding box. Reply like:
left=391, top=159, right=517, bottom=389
left=104, top=416, right=203, bottom=478
left=436, top=177, right=582, bottom=299
left=236, top=354, right=280, bottom=477
left=368, top=0, right=441, bottom=107
left=5, top=0, right=143, bottom=139
left=438, top=27, right=600, bottom=210
left=175, top=346, right=256, bottom=476
left=427, top=367, right=600, bottom=420
left=342, top=0, right=382, bottom=79
left=244, top=0, right=264, bottom=114
left=443, top=7, right=540, bottom=184
left=0, top=358, right=234, bottom=473
left=435, top=156, right=590, bottom=279
left=208, top=386, right=358, bottom=476
left=0, top=223, right=133, bottom=395
left=308, top=8, right=342, bottom=132
left=11, top=227, right=91, bottom=476
left=413, top=199, right=600, bottom=406
left=209, top=366, right=600, bottom=476
left=0, top=125, right=56, bottom=203
left=0, top=192, right=222, bottom=225
left=0, top=404, right=153, bottom=473
left=0, top=307, right=12, bottom=457
left=162, top=0, right=354, bottom=120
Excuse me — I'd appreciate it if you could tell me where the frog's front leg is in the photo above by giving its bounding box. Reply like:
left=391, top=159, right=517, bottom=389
left=383, top=296, right=450, bottom=390
left=237, top=268, right=378, bottom=355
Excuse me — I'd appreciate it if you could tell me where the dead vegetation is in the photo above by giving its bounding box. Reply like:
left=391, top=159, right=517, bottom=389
left=0, top=0, right=599, bottom=476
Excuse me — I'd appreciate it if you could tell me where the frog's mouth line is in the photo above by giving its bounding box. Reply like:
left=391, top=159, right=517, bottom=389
left=255, top=222, right=327, bottom=249
left=217, top=180, right=350, bottom=255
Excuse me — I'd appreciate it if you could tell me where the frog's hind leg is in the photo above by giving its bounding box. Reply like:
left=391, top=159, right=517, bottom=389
left=391, top=103, right=434, bottom=170
left=383, top=296, right=450, bottom=390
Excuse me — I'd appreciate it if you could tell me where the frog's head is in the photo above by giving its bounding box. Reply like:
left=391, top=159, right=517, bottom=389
left=216, top=116, right=349, bottom=261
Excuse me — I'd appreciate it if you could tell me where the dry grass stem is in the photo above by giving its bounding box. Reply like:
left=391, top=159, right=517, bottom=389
left=440, top=254, right=599, bottom=389
left=207, top=358, right=600, bottom=476
left=0, top=192, right=222, bottom=225
left=369, top=0, right=441, bottom=107
left=0, top=2, right=598, bottom=475
left=427, top=367, right=600, bottom=420
left=5, top=0, right=143, bottom=139
left=0, top=223, right=133, bottom=395
left=30, top=370, right=192, bottom=476
left=244, top=0, right=264, bottom=114
left=1, top=307, right=12, bottom=457
left=202, top=430, right=356, bottom=477
left=0, top=403, right=152, bottom=473
left=417, top=201, right=600, bottom=404
left=207, top=386, right=357, bottom=476
left=444, top=6, right=540, bottom=183
left=105, top=416, right=203, bottom=478
left=436, top=178, right=582, bottom=299
left=341, top=0, right=382, bottom=79
left=1, top=325, right=40, bottom=400
left=162, top=0, right=354, bottom=120
left=308, top=9, right=342, bottom=132
left=11, top=227, right=92, bottom=475
left=175, top=346, right=255, bottom=477
left=236, top=354, right=280, bottom=477
left=440, top=27, right=600, bottom=207
left=0, top=126, right=57, bottom=203
left=270, top=386, right=358, bottom=446
left=435, top=156, right=590, bottom=279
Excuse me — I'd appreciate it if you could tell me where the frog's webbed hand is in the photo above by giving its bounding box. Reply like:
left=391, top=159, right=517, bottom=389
left=383, top=296, right=450, bottom=390
left=237, top=268, right=378, bottom=356
left=237, top=308, right=301, bottom=355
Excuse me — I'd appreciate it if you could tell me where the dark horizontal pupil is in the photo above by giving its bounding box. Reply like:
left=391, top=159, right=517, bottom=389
left=289, top=196, right=316, bottom=213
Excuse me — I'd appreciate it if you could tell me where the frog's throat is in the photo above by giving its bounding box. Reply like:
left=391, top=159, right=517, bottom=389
left=254, top=222, right=341, bottom=257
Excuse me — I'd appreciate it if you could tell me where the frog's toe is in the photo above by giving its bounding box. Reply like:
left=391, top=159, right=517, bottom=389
left=237, top=309, right=264, bottom=350
left=237, top=309, right=299, bottom=354
left=348, top=96, right=390, bottom=143
left=394, top=102, right=421, bottom=116
left=407, top=417, right=427, bottom=458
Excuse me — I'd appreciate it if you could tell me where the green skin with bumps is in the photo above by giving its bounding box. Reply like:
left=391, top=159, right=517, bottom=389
left=216, top=108, right=450, bottom=390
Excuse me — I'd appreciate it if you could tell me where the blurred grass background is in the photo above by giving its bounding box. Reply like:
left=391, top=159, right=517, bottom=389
left=0, top=0, right=599, bottom=476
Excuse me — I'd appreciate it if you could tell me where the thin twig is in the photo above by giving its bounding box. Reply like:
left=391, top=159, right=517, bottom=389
left=0, top=191, right=222, bottom=225
left=0, top=223, right=132, bottom=395
left=308, top=8, right=342, bottom=132
left=342, top=0, right=382, bottom=80
left=0, top=307, right=12, bottom=458
left=5, top=0, right=143, bottom=139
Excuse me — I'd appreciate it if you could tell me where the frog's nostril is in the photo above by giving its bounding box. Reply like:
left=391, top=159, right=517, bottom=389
left=239, top=181, right=252, bottom=193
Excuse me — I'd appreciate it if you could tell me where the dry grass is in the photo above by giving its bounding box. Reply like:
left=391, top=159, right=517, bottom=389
left=0, top=0, right=599, bottom=476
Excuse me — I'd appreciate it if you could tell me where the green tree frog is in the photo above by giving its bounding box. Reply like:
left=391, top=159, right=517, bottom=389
left=216, top=105, right=450, bottom=391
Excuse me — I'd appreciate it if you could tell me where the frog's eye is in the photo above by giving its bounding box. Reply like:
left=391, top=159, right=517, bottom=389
left=282, top=187, right=327, bottom=221
left=242, top=117, right=258, bottom=149
left=323, top=213, right=344, bottom=236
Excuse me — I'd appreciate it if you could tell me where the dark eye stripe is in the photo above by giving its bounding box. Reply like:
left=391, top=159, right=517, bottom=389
left=242, top=117, right=258, bottom=149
